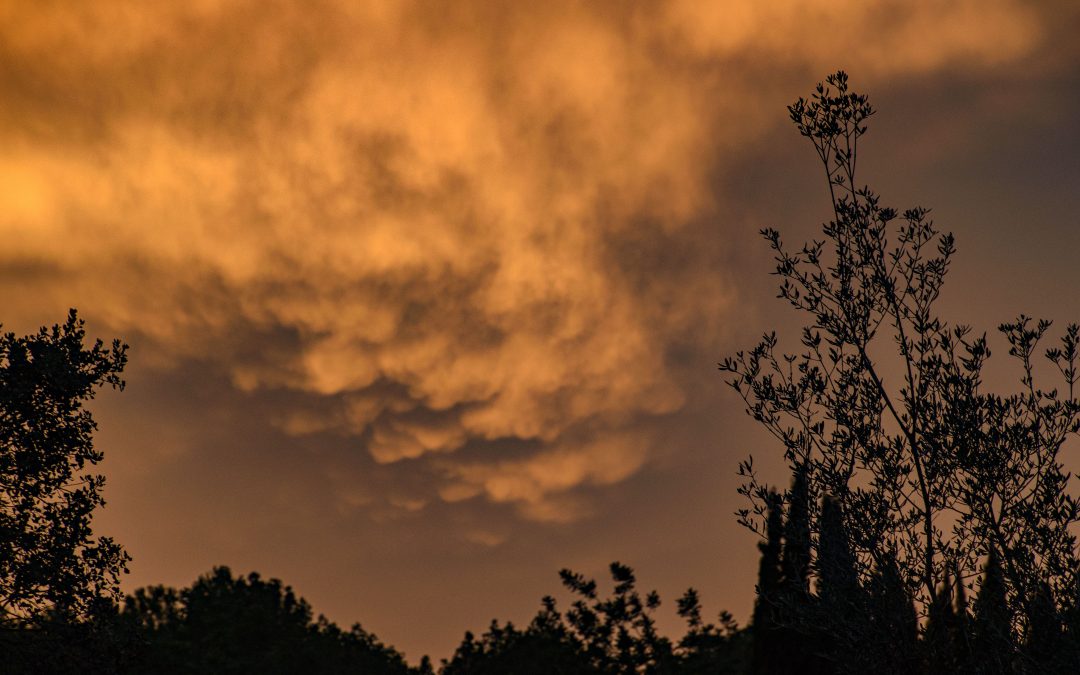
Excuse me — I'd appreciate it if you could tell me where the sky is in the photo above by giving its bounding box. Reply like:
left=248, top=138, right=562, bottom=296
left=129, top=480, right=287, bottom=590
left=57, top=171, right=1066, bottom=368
left=2, top=0, right=1080, bottom=663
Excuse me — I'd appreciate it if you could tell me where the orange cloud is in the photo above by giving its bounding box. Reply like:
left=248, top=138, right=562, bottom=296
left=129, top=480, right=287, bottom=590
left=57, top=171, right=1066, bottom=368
left=440, top=432, right=651, bottom=522
left=660, top=0, right=1039, bottom=71
left=0, top=0, right=1046, bottom=520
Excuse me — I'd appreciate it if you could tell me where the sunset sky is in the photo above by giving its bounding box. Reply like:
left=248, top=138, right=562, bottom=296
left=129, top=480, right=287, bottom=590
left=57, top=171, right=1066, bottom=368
left=3, top=0, right=1080, bottom=663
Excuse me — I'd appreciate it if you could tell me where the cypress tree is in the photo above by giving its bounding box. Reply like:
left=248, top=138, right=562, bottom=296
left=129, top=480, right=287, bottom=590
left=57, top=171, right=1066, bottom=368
left=1025, top=580, right=1063, bottom=672
left=816, top=495, right=865, bottom=672
left=752, top=491, right=784, bottom=675
left=955, top=564, right=970, bottom=620
left=777, top=464, right=816, bottom=674
left=925, top=568, right=958, bottom=673
left=972, top=549, right=1014, bottom=674
left=817, top=496, right=860, bottom=610
left=867, top=552, right=918, bottom=673
left=782, top=463, right=811, bottom=595
left=953, top=563, right=972, bottom=670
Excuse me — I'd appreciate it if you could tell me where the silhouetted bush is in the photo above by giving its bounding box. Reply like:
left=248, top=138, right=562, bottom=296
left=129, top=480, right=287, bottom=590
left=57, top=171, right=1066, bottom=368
left=443, top=563, right=748, bottom=675
left=119, top=567, right=414, bottom=675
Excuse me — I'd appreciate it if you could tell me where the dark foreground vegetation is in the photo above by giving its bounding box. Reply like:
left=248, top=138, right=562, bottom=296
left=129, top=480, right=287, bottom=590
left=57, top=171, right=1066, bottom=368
left=2, top=563, right=749, bottom=674
left=5, top=73, right=1080, bottom=672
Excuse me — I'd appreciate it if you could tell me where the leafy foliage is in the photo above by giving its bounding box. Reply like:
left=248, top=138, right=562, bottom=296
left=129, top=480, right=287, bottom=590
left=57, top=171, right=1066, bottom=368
left=120, top=566, right=416, bottom=675
left=442, top=563, right=748, bottom=675
left=440, top=611, right=593, bottom=675
left=0, top=310, right=129, bottom=623
left=721, top=71, right=1080, bottom=669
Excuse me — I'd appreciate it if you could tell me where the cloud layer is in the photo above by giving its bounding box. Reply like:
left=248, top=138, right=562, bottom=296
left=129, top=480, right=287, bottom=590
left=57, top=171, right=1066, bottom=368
left=0, top=0, right=1048, bottom=522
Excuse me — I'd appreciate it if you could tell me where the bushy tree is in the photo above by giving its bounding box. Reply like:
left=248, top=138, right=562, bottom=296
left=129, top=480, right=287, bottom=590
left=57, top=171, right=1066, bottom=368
left=0, top=309, right=129, bottom=623
left=557, top=562, right=677, bottom=674
left=673, top=589, right=748, bottom=675
left=721, top=71, right=1080, bottom=667
left=445, top=563, right=748, bottom=675
left=0, top=310, right=130, bottom=671
left=121, top=566, right=415, bottom=675
left=440, top=608, right=593, bottom=675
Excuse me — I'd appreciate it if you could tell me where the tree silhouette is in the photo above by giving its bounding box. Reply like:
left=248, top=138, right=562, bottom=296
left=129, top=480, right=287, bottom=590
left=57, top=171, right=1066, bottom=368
left=557, top=561, right=677, bottom=674
left=866, top=551, right=918, bottom=673
left=815, top=495, right=868, bottom=671
left=781, top=464, right=811, bottom=596
left=775, top=466, right=818, bottom=674
left=924, top=567, right=958, bottom=672
left=674, top=589, right=748, bottom=675
left=952, top=563, right=972, bottom=670
left=1025, top=580, right=1064, bottom=671
left=120, top=566, right=414, bottom=675
left=0, top=310, right=130, bottom=669
left=722, top=70, right=1080, bottom=667
left=440, top=611, right=593, bottom=675
left=972, top=548, right=1014, bottom=673
left=750, top=492, right=782, bottom=675
left=444, top=563, right=748, bottom=675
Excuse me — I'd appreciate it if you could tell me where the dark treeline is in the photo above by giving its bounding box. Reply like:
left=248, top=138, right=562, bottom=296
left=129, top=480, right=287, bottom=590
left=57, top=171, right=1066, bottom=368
left=3, top=567, right=414, bottom=674
left=7, top=526, right=1080, bottom=673
left=10, top=503, right=1080, bottom=674
left=1, top=563, right=749, bottom=674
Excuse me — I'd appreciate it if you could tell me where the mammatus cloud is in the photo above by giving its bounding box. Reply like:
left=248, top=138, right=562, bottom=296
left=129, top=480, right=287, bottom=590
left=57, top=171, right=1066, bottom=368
left=438, top=432, right=653, bottom=523
left=0, top=0, right=1045, bottom=522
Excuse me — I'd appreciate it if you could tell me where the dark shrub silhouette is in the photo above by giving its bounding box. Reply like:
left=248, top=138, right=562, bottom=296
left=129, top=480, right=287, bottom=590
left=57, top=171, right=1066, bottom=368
left=120, top=566, right=414, bottom=674
left=443, top=563, right=748, bottom=674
